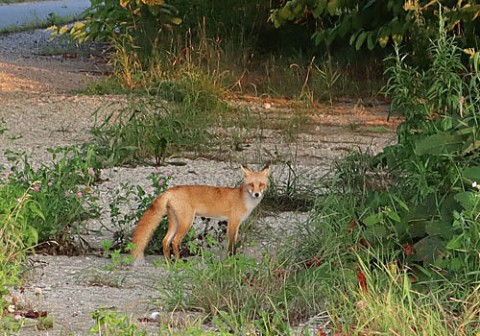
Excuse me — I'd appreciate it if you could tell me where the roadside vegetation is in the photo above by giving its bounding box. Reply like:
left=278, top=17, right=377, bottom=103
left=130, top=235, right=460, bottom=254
left=2, top=0, right=480, bottom=334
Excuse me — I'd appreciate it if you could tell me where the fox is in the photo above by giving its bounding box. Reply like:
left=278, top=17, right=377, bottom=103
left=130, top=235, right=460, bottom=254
left=131, top=165, right=270, bottom=265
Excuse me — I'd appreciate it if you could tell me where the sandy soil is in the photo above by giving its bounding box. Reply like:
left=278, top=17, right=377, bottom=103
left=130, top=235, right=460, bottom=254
left=0, top=28, right=397, bottom=335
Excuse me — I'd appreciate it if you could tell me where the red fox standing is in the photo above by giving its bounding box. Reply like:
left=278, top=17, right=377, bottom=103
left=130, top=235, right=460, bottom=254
left=131, top=165, right=270, bottom=265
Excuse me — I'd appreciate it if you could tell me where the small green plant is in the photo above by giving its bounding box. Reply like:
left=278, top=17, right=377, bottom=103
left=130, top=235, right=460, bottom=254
left=36, top=316, right=54, bottom=330
left=0, top=119, right=6, bottom=135
left=83, top=241, right=136, bottom=288
left=263, top=161, right=318, bottom=212
left=90, top=308, right=146, bottom=336
left=313, top=57, right=341, bottom=104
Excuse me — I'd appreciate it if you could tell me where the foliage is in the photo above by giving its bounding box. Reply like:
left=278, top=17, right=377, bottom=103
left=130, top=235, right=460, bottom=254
left=271, top=14, right=480, bottom=333
left=328, top=257, right=480, bottom=335
left=105, top=170, right=172, bottom=254
left=50, top=0, right=182, bottom=88
left=53, top=0, right=181, bottom=46
left=90, top=308, right=146, bottom=336
left=270, top=0, right=480, bottom=52
left=0, top=183, right=38, bottom=315
left=157, top=254, right=325, bottom=334
left=92, top=80, right=227, bottom=166
left=2, top=145, right=101, bottom=247
left=81, top=241, right=136, bottom=288
left=372, top=17, right=480, bottom=276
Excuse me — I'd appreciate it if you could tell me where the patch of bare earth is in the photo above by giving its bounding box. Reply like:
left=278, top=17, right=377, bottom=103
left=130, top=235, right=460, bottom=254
left=0, top=29, right=398, bottom=335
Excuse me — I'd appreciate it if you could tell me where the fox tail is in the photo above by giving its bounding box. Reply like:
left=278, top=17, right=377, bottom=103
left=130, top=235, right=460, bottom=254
left=131, top=194, right=168, bottom=265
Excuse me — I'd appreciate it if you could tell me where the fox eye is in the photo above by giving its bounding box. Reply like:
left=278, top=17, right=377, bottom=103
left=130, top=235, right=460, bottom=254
left=248, top=183, right=254, bottom=188
left=259, top=183, right=265, bottom=188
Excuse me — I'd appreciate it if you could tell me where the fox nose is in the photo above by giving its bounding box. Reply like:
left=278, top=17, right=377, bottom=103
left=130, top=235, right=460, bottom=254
left=254, top=192, right=260, bottom=198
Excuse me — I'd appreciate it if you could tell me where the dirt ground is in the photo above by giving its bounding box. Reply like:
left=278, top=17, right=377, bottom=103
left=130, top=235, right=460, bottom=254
left=0, top=29, right=398, bottom=335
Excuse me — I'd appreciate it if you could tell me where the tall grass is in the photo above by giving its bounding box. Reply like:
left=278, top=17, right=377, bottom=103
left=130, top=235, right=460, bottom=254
left=0, top=183, right=38, bottom=314
left=156, top=253, right=325, bottom=334
left=327, top=259, right=480, bottom=335
left=91, top=70, right=229, bottom=165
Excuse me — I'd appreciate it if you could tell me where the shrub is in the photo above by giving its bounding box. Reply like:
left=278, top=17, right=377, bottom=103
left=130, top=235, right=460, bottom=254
left=2, top=145, right=100, bottom=248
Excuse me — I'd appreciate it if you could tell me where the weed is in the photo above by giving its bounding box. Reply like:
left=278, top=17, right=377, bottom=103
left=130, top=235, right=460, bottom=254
left=156, top=253, right=324, bottom=333
left=82, top=241, right=135, bottom=288
left=36, top=316, right=54, bottom=330
left=313, top=57, right=342, bottom=104
left=92, top=79, right=228, bottom=166
left=90, top=308, right=146, bottom=336
left=327, top=256, right=480, bottom=335
left=0, top=119, right=6, bottom=135
left=263, top=161, right=319, bottom=212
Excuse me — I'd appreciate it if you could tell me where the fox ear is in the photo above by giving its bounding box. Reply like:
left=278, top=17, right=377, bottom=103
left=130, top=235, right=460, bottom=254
left=261, top=165, right=270, bottom=176
left=241, top=165, right=252, bottom=176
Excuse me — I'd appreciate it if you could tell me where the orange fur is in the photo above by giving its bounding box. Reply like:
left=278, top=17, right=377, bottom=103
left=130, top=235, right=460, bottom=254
left=131, top=166, right=269, bottom=265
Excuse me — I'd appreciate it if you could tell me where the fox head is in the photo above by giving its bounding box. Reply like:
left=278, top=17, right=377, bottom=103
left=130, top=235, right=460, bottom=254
left=241, top=165, right=270, bottom=199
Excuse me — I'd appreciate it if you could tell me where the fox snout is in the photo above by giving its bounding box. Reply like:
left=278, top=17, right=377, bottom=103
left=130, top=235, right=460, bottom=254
left=251, top=190, right=263, bottom=198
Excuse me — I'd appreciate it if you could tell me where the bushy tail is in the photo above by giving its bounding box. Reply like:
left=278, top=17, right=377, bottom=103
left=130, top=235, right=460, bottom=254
left=131, top=194, right=168, bottom=265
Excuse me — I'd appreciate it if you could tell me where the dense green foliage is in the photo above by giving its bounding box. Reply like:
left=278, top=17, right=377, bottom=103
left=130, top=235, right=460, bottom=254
left=279, top=17, right=480, bottom=333
left=271, top=0, right=480, bottom=52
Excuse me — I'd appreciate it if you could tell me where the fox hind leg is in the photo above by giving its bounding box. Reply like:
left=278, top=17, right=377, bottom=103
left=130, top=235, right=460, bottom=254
left=163, top=207, right=178, bottom=261
left=171, top=209, right=195, bottom=261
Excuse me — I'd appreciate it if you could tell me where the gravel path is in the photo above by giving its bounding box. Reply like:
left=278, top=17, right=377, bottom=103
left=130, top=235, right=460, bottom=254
left=0, top=28, right=397, bottom=335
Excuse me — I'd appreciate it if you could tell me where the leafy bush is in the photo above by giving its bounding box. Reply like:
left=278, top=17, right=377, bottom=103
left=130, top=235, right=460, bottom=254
left=271, top=0, right=480, bottom=52
left=270, top=14, right=480, bottom=333
left=2, top=146, right=101, bottom=248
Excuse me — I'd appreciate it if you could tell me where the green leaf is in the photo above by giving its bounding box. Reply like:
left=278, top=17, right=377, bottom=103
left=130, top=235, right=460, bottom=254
left=425, top=220, right=454, bottom=240
left=327, top=0, right=339, bottom=16
left=463, top=166, right=480, bottom=182
left=364, top=213, right=381, bottom=226
left=355, top=31, right=367, bottom=50
left=414, top=132, right=464, bottom=155
left=313, top=0, right=327, bottom=17
left=448, top=257, right=464, bottom=271
left=413, top=236, right=445, bottom=264
left=446, top=234, right=463, bottom=251
left=454, top=191, right=480, bottom=212
left=338, top=18, right=351, bottom=37
left=386, top=208, right=401, bottom=222
left=367, top=32, right=375, bottom=50
left=278, top=6, right=292, bottom=20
